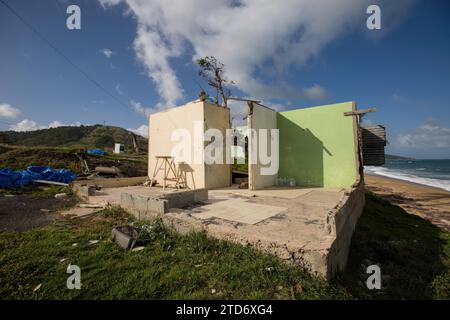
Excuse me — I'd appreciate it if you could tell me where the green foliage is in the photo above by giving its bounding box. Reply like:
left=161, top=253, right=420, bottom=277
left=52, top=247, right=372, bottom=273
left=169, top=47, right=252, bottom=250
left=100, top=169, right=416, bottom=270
left=0, top=192, right=448, bottom=299
left=0, top=146, right=82, bottom=172
left=0, top=125, right=147, bottom=151
left=0, top=207, right=346, bottom=300
left=197, top=56, right=234, bottom=107
left=431, top=271, right=450, bottom=299
left=100, top=205, right=131, bottom=219
left=0, top=185, right=74, bottom=198
left=335, top=191, right=450, bottom=299
left=0, top=145, right=148, bottom=175
left=232, top=163, right=248, bottom=173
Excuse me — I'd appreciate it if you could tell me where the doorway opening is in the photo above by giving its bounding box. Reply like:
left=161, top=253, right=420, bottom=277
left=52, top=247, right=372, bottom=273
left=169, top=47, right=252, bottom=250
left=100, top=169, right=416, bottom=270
left=231, top=126, right=249, bottom=188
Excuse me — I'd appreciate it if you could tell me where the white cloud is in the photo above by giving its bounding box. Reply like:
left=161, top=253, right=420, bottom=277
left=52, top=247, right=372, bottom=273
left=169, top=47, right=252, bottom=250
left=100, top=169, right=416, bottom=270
left=130, top=99, right=153, bottom=117
left=9, top=119, right=44, bottom=132
left=302, top=85, right=329, bottom=100
left=115, top=83, right=123, bottom=95
left=228, top=100, right=249, bottom=126
left=391, top=121, right=450, bottom=150
left=98, top=0, right=414, bottom=106
left=9, top=119, right=81, bottom=132
left=98, top=0, right=121, bottom=7
left=0, top=103, right=21, bottom=118
left=228, top=99, right=288, bottom=126
left=128, top=124, right=148, bottom=138
left=133, top=26, right=184, bottom=107
left=48, top=121, right=82, bottom=128
left=100, top=48, right=114, bottom=58
left=361, top=118, right=373, bottom=126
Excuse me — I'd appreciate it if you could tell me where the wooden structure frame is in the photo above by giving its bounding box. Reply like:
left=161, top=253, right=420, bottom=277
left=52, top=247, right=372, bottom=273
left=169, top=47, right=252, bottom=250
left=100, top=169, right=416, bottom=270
left=149, top=156, right=187, bottom=190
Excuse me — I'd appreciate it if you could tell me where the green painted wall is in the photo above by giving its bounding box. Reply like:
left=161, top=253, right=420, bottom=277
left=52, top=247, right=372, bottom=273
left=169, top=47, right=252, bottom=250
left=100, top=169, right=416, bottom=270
left=277, top=102, right=357, bottom=188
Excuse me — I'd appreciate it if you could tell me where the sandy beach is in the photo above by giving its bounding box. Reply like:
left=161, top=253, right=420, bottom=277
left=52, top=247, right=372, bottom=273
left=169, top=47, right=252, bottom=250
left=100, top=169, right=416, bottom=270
left=365, top=174, right=450, bottom=231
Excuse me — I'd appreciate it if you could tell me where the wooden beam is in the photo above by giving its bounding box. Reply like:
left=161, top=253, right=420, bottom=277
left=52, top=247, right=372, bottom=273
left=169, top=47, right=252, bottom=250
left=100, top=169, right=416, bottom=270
left=344, top=108, right=377, bottom=116
left=247, top=101, right=254, bottom=116
left=228, top=97, right=261, bottom=103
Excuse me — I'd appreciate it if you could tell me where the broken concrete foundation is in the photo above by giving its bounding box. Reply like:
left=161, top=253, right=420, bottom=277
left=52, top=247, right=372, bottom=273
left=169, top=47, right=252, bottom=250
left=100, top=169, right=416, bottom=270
left=73, top=176, right=147, bottom=190
left=85, top=182, right=365, bottom=279
left=120, top=188, right=208, bottom=217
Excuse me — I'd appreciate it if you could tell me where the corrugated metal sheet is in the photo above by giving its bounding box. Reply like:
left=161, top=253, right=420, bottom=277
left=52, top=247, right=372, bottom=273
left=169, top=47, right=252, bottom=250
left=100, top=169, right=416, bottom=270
left=362, top=125, right=386, bottom=166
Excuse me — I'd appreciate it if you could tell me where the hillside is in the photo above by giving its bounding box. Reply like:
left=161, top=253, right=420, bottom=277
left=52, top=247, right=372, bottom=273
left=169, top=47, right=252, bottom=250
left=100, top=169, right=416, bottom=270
left=0, top=125, right=147, bottom=152
left=0, top=144, right=148, bottom=176
left=386, top=154, right=416, bottom=160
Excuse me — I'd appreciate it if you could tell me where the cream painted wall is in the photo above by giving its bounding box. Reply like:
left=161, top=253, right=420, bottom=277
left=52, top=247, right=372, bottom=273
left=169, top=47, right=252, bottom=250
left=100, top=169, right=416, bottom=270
left=204, top=102, right=232, bottom=189
left=248, top=103, right=278, bottom=190
left=148, top=101, right=231, bottom=190
left=148, top=101, right=205, bottom=189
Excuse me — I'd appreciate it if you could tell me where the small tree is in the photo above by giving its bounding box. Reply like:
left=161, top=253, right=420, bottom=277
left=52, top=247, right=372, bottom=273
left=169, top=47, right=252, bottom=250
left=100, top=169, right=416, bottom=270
left=196, top=56, right=234, bottom=107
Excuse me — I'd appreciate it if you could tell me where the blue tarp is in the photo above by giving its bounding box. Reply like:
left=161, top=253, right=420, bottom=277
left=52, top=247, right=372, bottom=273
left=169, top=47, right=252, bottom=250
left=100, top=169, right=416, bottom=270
left=0, top=168, right=32, bottom=189
left=0, top=166, right=77, bottom=189
left=87, top=149, right=107, bottom=156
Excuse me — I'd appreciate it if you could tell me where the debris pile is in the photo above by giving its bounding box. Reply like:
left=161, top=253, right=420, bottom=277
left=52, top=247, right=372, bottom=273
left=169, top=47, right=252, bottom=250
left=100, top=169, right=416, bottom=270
left=0, top=166, right=77, bottom=189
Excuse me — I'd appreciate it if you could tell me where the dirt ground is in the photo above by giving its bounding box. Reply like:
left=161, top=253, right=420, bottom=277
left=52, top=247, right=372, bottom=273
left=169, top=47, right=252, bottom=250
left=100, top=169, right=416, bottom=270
left=365, top=174, right=450, bottom=231
left=0, top=195, right=76, bottom=232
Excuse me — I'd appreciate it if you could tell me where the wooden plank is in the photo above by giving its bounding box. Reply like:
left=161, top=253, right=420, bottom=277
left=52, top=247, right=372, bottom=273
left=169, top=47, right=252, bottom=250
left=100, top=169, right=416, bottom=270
left=228, top=97, right=261, bottom=103
left=344, top=108, right=377, bottom=116
left=361, top=125, right=386, bottom=166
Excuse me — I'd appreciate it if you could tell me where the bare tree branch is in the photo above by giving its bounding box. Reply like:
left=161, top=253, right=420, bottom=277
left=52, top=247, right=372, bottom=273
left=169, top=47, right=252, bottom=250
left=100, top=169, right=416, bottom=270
left=196, top=56, right=234, bottom=108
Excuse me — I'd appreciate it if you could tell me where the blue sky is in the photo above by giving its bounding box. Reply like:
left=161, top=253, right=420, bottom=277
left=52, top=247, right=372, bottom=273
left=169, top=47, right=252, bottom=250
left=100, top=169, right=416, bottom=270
left=0, top=0, right=449, bottom=158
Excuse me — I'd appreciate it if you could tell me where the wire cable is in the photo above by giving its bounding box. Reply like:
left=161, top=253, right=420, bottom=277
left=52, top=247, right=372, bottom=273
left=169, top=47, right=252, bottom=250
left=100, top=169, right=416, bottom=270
left=0, top=0, right=133, bottom=114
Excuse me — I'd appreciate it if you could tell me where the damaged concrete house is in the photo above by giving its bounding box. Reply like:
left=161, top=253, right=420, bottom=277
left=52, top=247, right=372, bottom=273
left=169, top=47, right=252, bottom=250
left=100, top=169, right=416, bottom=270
left=93, top=99, right=386, bottom=279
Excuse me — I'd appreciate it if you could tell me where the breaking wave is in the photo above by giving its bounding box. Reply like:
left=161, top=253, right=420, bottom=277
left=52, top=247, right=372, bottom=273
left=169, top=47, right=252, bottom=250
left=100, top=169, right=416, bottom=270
left=365, top=166, right=450, bottom=192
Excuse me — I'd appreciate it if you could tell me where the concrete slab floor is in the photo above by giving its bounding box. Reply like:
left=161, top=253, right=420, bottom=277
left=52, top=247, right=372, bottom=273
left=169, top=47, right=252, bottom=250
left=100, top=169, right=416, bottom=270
left=168, top=187, right=346, bottom=251
left=163, top=186, right=352, bottom=277
left=86, top=186, right=346, bottom=251
left=80, top=184, right=359, bottom=277
left=191, top=197, right=287, bottom=224
left=211, top=185, right=344, bottom=199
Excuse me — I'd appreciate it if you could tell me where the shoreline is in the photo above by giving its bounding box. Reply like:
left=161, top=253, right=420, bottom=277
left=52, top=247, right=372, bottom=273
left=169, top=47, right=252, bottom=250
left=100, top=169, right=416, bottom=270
left=365, top=173, right=450, bottom=194
left=364, top=174, right=450, bottom=231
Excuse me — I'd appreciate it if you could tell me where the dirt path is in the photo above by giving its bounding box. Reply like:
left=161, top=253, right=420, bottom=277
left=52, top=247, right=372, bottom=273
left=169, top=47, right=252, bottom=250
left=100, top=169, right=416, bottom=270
left=0, top=195, right=75, bottom=232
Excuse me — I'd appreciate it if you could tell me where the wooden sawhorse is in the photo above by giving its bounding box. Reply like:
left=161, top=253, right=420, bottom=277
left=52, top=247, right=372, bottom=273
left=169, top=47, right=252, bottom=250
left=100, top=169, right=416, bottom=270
left=149, top=156, right=187, bottom=190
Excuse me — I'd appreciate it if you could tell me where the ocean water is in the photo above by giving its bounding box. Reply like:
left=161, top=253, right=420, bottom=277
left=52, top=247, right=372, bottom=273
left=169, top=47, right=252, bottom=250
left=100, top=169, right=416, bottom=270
left=365, top=159, right=450, bottom=192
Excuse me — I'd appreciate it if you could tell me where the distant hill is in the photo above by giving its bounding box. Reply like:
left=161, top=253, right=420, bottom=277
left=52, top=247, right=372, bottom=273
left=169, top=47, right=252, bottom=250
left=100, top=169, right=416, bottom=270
left=385, top=154, right=415, bottom=160
left=0, top=125, right=147, bottom=152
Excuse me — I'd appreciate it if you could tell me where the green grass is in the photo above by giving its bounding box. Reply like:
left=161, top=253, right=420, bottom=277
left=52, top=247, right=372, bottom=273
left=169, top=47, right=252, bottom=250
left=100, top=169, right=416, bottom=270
left=335, top=191, right=450, bottom=299
left=0, top=192, right=449, bottom=300
left=0, top=206, right=346, bottom=300
left=0, top=185, right=75, bottom=198
left=232, top=163, right=248, bottom=173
